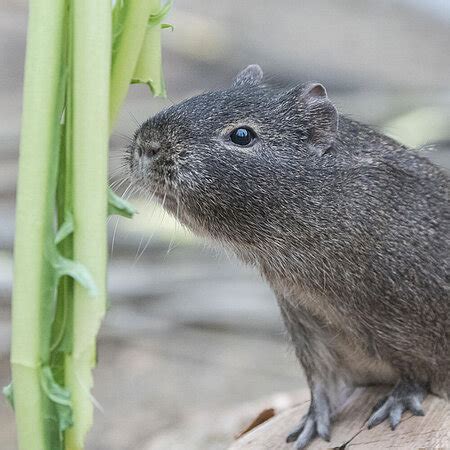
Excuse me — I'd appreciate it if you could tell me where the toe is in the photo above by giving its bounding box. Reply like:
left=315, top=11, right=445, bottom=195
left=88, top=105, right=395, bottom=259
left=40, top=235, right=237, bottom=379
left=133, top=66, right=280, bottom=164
left=370, top=396, right=388, bottom=415
left=367, top=383, right=427, bottom=431
left=316, top=411, right=330, bottom=441
left=367, top=397, right=393, bottom=429
left=287, top=388, right=332, bottom=447
left=406, top=395, right=425, bottom=416
left=313, top=392, right=330, bottom=441
left=388, top=403, right=403, bottom=430
left=294, top=417, right=316, bottom=449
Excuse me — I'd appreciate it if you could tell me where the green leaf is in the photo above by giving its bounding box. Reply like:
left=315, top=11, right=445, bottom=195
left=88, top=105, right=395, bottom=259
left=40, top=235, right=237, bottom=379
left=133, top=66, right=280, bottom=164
left=148, top=0, right=173, bottom=27
left=52, top=254, right=98, bottom=297
left=3, top=382, right=14, bottom=409
left=55, top=211, right=74, bottom=244
left=161, top=23, right=174, bottom=31
left=40, top=367, right=73, bottom=439
left=108, top=187, right=137, bottom=218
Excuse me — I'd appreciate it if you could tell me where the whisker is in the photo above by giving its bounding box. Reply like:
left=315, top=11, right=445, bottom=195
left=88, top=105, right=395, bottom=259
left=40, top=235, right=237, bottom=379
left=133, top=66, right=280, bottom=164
left=112, top=132, right=133, bottom=144
left=110, top=215, right=121, bottom=256
left=109, top=152, right=129, bottom=160
left=133, top=195, right=156, bottom=266
left=132, top=184, right=158, bottom=256
left=109, top=176, right=129, bottom=191
left=107, top=181, right=133, bottom=225
left=134, top=189, right=165, bottom=262
left=166, top=196, right=180, bottom=255
left=129, top=111, right=143, bottom=128
left=109, top=179, right=138, bottom=254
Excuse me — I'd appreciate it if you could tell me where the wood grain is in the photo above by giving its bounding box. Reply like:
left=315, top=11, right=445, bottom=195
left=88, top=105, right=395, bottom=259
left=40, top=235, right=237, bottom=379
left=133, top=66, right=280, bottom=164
left=230, top=387, right=450, bottom=449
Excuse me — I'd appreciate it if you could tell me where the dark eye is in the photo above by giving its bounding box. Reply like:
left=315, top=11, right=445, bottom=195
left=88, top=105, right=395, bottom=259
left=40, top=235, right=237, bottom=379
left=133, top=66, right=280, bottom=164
left=230, top=127, right=256, bottom=146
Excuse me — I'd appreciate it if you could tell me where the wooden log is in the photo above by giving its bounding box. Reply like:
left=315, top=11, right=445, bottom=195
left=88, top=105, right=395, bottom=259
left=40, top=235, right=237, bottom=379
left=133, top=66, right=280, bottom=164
left=230, top=387, right=450, bottom=449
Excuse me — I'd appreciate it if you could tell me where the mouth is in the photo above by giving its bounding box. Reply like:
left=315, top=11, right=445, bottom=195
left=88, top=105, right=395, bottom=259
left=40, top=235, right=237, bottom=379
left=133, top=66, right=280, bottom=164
left=127, top=145, right=183, bottom=217
left=128, top=165, right=204, bottom=235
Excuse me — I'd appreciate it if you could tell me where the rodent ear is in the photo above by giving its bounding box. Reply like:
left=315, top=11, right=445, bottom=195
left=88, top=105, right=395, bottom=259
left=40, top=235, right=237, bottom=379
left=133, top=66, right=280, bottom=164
left=232, top=64, right=264, bottom=87
left=292, top=82, right=339, bottom=155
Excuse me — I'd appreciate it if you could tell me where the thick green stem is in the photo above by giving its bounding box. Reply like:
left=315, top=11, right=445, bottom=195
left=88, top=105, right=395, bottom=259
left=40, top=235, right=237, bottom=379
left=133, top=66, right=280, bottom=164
left=110, top=0, right=156, bottom=127
left=11, top=1, right=170, bottom=448
left=132, top=0, right=168, bottom=97
left=63, top=0, right=111, bottom=448
left=10, top=0, right=66, bottom=449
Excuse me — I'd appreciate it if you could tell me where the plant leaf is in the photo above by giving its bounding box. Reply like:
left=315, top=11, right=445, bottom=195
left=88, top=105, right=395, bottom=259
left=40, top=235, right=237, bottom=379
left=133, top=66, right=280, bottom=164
left=161, top=23, right=174, bottom=30
left=3, top=382, right=14, bottom=409
left=40, top=366, right=73, bottom=439
left=108, top=187, right=137, bottom=218
left=148, top=0, right=173, bottom=27
left=55, top=211, right=74, bottom=244
left=52, top=254, right=97, bottom=296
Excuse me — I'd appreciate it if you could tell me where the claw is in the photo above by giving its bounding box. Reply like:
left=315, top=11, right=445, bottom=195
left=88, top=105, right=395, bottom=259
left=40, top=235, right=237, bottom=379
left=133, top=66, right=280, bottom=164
left=286, top=415, right=307, bottom=443
left=286, top=428, right=302, bottom=443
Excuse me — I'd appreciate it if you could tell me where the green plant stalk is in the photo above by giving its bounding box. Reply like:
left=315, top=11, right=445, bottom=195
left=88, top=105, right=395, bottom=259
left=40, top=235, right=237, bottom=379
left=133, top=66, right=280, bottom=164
left=52, top=6, right=74, bottom=389
left=132, top=0, right=169, bottom=97
left=64, top=0, right=168, bottom=446
left=110, top=0, right=157, bottom=127
left=10, top=0, right=66, bottom=449
left=10, top=0, right=170, bottom=448
left=64, top=0, right=111, bottom=448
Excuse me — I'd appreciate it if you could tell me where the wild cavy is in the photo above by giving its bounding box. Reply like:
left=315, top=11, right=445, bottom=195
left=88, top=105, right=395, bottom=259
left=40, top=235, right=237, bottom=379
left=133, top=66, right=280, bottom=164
left=127, top=65, right=449, bottom=449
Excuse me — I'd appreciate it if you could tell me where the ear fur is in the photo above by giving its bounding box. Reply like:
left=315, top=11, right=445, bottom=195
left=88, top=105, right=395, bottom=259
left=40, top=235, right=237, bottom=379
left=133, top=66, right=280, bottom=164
left=292, top=82, right=338, bottom=155
left=232, top=64, right=264, bottom=87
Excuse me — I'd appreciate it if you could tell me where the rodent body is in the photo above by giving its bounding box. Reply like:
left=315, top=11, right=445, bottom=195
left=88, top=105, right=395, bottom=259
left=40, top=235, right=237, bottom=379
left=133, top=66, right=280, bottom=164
left=127, top=65, right=449, bottom=448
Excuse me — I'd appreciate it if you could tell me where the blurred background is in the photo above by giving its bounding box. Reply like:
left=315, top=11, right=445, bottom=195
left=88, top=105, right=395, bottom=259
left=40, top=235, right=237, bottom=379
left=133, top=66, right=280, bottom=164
left=1, top=0, right=449, bottom=449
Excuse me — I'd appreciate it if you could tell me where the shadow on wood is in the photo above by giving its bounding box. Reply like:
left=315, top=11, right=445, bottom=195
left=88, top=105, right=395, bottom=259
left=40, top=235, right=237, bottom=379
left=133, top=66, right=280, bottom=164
left=230, top=387, right=450, bottom=449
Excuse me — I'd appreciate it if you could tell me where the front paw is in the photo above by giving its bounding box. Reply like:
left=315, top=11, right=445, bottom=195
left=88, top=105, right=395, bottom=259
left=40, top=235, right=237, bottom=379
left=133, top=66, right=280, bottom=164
left=286, top=395, right=330, bottom=449
left=367, top=381, right=426, bottom=430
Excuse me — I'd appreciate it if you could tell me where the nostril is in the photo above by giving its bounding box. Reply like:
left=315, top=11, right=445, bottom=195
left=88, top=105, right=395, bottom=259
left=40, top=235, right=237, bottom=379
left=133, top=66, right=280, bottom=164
left=135, top=140, right=161, bottom=158
left=146, top=141, right=161, bottom=157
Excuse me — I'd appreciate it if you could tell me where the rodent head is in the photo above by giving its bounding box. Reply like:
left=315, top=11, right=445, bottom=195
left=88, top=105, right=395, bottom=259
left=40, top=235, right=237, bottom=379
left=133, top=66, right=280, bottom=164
left=126, top=65, right=339, bottom=255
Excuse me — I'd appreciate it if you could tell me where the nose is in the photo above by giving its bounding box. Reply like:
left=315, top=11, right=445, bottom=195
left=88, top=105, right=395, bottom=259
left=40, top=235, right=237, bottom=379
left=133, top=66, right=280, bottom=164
left=137, top=140, right=161, bottom=158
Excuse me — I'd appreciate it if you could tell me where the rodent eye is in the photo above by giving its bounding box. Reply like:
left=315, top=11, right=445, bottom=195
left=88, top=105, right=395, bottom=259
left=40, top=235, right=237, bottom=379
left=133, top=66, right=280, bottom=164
left=230, top=127, right=256, bottom=146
